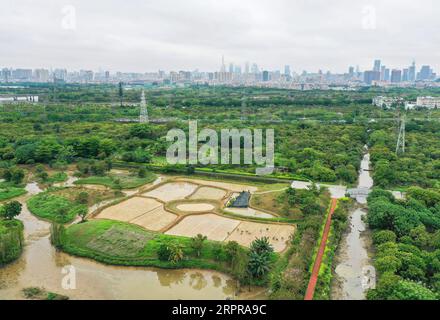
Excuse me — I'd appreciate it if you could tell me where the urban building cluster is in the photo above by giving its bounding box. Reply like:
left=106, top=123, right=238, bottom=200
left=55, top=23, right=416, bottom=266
left=373, top=95, right=440, bottom=110
left=362, top=60, right=437, bottom=86
left=1, top=58, right=439, bottom=90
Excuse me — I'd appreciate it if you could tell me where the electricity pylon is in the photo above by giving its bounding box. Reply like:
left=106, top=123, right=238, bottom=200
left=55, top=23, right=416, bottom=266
left=139, top=90, right=149, bottom=123
left=396, top=114, right=406, bottom=154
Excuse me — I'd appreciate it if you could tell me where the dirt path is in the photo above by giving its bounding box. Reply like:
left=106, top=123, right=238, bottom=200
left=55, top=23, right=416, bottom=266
left=304, top=198, right=338, bottom=300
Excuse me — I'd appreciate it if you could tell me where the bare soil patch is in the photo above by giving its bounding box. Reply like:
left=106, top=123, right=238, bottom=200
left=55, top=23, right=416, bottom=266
left=176, top=203, right=216, bottom=212
left=143, top=182, right=198, bottom=202
left=189, top=187, right=227, bottom=200
left=165, top=214, right=240, bottom=241
left=178, top=178, right=258, bottom=193
left=225, top=221, right=295, bottom=252
left=96, top=197, right=162, bottom=221
left=130, top=206, right=177, bottom=231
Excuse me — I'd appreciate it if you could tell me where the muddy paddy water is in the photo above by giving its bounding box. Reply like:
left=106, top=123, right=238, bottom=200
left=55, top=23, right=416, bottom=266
left=0, top=181, right=265, bottom=300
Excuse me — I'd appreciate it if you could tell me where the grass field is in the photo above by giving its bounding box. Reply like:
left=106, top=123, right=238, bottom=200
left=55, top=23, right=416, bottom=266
left=27, top=192, right=87, bottom=223
left=74, top=172, right=156, bottom=189
left=62, top=219, right=243, bottom=271
left=45, top=172, right=68, bottom=184
left=0, top=185, right=27, bottom=201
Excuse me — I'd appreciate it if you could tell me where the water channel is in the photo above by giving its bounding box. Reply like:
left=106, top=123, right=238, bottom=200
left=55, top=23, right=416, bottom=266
left=332, top=151, right=376, bottom=300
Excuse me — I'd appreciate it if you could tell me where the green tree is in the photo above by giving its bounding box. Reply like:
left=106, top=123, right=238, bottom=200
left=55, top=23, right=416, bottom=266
left=247, top=251, right=271, bottom=278
left=76, top=191, right=89, bottom=205
left=373, top=230, right=397, bottom=245
left=190, top=234, right=207, bottom=257
left=250, top=237, right=274, bottom=255
left=77, top=207, right=88, bottom=222
left=2, top=201, right=22, bottom=219
left=168, top=242, right=185, bottom=264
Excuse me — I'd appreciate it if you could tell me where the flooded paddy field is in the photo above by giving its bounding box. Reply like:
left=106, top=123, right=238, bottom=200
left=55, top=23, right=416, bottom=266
left=0, top=178, right=266, bottom=300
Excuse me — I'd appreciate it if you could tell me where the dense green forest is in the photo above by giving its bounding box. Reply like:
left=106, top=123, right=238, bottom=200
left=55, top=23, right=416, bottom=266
left=367, top=188, right=440, bottom=299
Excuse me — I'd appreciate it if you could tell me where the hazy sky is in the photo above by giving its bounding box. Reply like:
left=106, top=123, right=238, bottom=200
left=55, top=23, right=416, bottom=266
left=1, top=0, right=439, bottom=73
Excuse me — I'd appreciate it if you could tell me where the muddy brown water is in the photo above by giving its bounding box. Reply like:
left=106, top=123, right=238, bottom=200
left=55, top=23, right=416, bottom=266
left=332, top=152, right=376, bottom=300
left=0, top=180, right=265, bottom=300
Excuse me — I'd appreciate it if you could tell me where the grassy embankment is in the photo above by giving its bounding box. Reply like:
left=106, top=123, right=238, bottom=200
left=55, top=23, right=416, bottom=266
left=0, top=218, right=24, bottom=265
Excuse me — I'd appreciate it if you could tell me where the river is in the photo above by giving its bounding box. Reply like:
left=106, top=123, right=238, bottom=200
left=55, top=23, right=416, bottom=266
left=0, top=180, right=264, bottom=300
left=332, top=151, right=376, bottom=300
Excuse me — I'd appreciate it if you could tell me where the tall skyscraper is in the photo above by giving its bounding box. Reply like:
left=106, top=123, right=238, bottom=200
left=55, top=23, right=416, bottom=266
left=408, top=61, right=416, bottom=82
left=373, top=59, right=381, bottom=72
left=228, top=63, right=234, bottom=74
left=220, top=55, right=226, bottom=73
left=391, top=69, right=402, bottom=83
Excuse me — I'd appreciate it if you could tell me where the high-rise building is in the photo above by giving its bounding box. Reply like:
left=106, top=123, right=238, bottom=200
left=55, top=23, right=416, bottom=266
left=245, top=62, right=250, bottom=74
left=1, top=68, right=11, bottom=82
left=251, top=63, right=259, bottom=74
left=373, top=59, right=381, bottom=72
left=220, top=55, right=226, bottom=73
left=262, top=70, right=269, bottom=82
left=284, top=65, right=291, bottom=77
left=391, top=69, right=402, bottom=83
left=364, top=70, right=380, bottom=85
left=348, top=66, right=354, bottom=78
left=408, top=61, right=416, bottom=82
left=402, top=68, right=409, bottom=82
left=384, top=68, right=390, bottom=82
left=419, top=65, right=432, bottom=80
left=12, top=69, right=32, bottom=81
left=228, top=63, right=234, bottom=74
left=380, top=66, right=386, bottom=81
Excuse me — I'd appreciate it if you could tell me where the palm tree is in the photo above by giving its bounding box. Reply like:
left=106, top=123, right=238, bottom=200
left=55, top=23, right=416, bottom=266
left=247, top=251, right=270, bottom=278
left=250, top=237, right=273, bottom=255
left=191, top=234, right=207, bottom=257
left=168, top=242, right=184, bottom=264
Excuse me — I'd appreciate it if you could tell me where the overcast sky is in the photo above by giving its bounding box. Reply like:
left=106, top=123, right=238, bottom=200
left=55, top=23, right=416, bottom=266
left=1, top=0, right=439, bottom=73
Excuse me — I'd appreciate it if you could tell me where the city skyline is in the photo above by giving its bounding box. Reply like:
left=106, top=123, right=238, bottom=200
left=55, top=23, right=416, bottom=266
left=1, top=0, right=439, bottom=73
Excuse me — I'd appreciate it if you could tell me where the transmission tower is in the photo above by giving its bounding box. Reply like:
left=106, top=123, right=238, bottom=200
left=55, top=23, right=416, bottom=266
left=396, top=114, right=406, bottom=154
left=139, top=90, right=149, bottom=123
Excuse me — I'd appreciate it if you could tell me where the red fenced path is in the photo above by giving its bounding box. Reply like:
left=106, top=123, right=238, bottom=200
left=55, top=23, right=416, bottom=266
left=304, top=198, right=338, bottom=300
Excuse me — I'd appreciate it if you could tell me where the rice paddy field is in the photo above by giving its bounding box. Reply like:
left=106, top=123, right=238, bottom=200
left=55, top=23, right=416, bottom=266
left=93, top=178, right=296, bottom=252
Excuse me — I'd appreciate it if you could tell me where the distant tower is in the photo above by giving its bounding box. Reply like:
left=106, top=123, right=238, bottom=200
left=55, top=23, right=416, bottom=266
left=396, top=114, right=406, bottom=154
left=139, top=90, right=149, bottom=123
left=220, top=55, right=226, bottom=73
